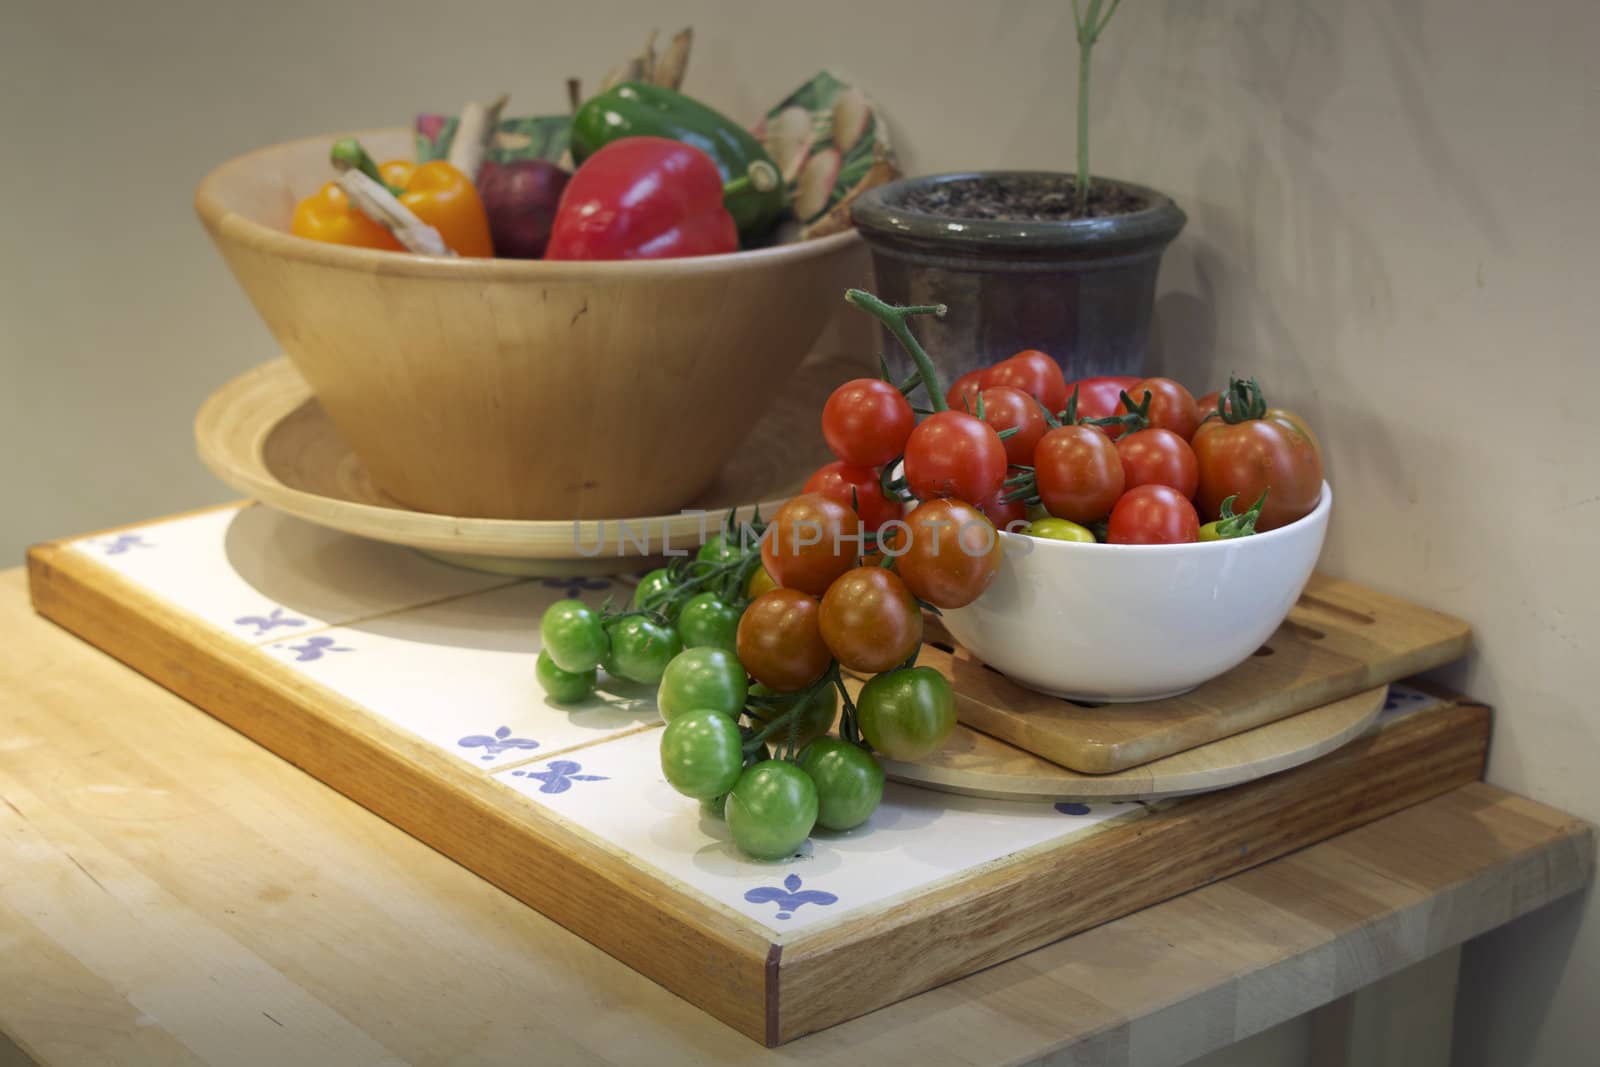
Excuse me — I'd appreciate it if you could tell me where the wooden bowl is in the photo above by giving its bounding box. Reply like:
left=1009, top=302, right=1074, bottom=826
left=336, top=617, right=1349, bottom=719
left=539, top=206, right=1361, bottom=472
left=195, top=128, right=869, bottom=520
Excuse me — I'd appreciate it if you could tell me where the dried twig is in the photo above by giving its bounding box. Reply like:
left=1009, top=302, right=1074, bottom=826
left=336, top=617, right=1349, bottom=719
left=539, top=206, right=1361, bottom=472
left=654, top=28, right=692, bottom=89
left=447, top=93, right=509, bottom=183
left=332, top=168, right=452, bottom=256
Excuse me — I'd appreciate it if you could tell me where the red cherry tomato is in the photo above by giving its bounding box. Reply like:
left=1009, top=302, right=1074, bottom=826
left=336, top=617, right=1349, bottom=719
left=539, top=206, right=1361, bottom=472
left=976, top=487, right=1027, bottom=531
left=1065, top=376, right=1140, bottom=422
left=1193, top=398, right=1323, bottom=530
left=803, top=461, right=898, bottom=533
left=1107, top=484, right=1201, bottom=544
left=761, top=493, right=858, bottom=595
left=902, top=410, right=1008, bottom=505
left=1117, top=377, right=1201, bottom=442
left=1115, top=427, right=1199, bottom=498
left=977, top=385, right=1048, bottom=467
left=1033, top=425, right=1125, bottom=524
left=895, top=499, right=1003, bottom=609
left=984, top=350, right=1068, bottom=413
left=818, top=566, right=923, bottom=674
left=736, top=589, right=832, bottom=692
left=945, top=368, right=986, bottom=414
left=822, top=379, right=915, bottom=467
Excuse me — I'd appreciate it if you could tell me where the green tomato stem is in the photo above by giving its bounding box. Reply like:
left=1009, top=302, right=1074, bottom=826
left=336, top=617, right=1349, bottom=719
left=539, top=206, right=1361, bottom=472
left=1218, top=376, right=1269, bottom=423
left=741, top=665, right=839, bottom=755
left=1001, top=465, right=1039, bottom=504
left=1036, top=394, right=1063, bottom=429
left=831, top=668, right=862, bottom=747
left=844, top=289, right=950, bottom=412
left=633, top=538, right=766, bottom=621
left=1085, top=388, right=1152, bottom=435
left=1209, top=488, right=1270, bottom=537
left=742, top=710, right=799, bottom=752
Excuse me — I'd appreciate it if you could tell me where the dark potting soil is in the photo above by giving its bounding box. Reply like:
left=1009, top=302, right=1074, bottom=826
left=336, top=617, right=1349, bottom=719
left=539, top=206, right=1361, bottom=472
left=900, top=175, right=1147, bottom=221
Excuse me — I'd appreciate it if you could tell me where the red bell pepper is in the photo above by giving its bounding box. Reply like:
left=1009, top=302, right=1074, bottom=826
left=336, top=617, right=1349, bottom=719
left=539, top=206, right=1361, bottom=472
left=545, top=136, right=738, bottom=260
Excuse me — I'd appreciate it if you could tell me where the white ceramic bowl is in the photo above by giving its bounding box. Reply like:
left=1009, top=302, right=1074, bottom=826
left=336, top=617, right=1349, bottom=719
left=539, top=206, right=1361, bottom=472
left=941, top=483, right=1332, bottom=702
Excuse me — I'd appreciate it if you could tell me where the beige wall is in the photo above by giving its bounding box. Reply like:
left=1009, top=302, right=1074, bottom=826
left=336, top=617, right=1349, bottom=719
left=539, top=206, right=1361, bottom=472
left=3, top=1, right=1596, bottom=1062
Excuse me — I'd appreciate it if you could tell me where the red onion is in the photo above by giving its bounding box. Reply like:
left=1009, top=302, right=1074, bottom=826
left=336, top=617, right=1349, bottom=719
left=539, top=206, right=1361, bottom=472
left=477, top=160, right=570, bottom=259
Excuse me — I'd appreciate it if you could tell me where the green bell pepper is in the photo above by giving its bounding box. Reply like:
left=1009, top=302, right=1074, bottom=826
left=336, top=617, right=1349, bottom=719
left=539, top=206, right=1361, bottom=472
left=572, top=82, right=787, bottom=243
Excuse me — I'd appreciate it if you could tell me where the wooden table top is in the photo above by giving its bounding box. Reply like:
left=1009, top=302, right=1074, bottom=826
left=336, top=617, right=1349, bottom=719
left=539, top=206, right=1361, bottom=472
left=0, top=566, right=1592, bottom=1067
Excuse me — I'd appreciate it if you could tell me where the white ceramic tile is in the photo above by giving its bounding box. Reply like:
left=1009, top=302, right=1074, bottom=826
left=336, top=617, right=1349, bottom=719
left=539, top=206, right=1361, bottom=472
left=491, top=727, right=1142, bottom=937
left=68, top=505, right=517, bottom=643
left=269, top=579, right=658, bottom=769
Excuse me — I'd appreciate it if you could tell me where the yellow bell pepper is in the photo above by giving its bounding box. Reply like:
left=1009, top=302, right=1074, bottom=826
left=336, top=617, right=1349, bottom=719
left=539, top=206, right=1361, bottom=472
left=291, top=140, right=493, bottom=257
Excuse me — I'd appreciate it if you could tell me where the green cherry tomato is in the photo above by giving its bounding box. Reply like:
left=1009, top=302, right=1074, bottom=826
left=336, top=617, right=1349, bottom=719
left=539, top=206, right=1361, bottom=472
left=676, top=592, right=741, bottom=653
left=725, top=760, right=819, bottom=861
left=539, top=598, right=609, bottom=673
left=799, top=738, right=885, bottom=831
left=659, top=710, right=744, bottom=799
left=657, top=647, right=748, bottom=722
left=701, top=793, right=728, bottom=820
left=602, top=616, right=682, bottom=686
left=1198, top=520, right=1224, bottom=541
left=697, top=534, right=744, bottom=565
left=856, top=666, right=956, bottom=761
left=744, top=682, right=838, bottom=749
left=631, top=567, right=679, bottom=619
left=1026, top=517, right=1097, bottom=543
left=536, top=649, right=596, bottom=704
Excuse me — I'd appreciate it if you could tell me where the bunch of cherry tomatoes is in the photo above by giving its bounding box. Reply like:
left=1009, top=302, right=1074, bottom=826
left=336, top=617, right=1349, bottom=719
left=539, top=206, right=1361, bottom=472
left=951, top=366, right=1325, bottom=544
left=535, top=287, right=1325, bottom=861
left=537, top=507, right=933, bottom=861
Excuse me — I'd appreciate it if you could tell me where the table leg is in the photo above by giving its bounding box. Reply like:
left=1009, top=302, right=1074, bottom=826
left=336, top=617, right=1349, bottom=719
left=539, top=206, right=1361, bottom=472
left=1308, top=945, right=1462, bottom=1067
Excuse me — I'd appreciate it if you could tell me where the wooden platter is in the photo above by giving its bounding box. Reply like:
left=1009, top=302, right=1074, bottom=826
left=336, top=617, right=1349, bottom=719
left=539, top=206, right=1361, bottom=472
left=193, top=354, right=845, bottom=576
left=27, top=508, right=1491, bottom=1046
left=880, top=685, right=1387, bottom=801
left=924, top=576, right=1472, bottom=774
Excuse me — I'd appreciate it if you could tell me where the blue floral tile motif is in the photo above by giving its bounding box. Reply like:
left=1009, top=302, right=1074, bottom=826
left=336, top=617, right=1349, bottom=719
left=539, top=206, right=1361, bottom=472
left=1383, top=688, right=1429, bottom=713
left=744, top=873, right=838, bottom=920
left=511, top=759, right=607, bottom=793
left=541, top=576, right=613, bottom=598
left=99, top=533, right=152, bottom=556
left=234, top=607, right=307, bottom=636
left=457, top=726, right=540, bottom=761
left=1054, top=801, right=1093, bottom=816
left=280, top=635, right=353, bottom=662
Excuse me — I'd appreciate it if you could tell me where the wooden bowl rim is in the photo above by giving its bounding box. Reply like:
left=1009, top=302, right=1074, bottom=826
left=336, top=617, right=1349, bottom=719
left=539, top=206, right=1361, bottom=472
left=194, top=126, right=863, bottom=280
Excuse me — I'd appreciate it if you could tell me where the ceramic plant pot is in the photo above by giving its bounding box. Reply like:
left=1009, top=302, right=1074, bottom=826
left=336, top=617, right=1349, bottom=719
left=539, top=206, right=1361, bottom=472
left=851, top=171, right=1186, bottom=383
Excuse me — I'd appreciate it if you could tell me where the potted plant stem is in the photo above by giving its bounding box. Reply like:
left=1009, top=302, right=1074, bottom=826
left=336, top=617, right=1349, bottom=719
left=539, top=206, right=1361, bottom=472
left=850, top=0, right=1186, bottom=383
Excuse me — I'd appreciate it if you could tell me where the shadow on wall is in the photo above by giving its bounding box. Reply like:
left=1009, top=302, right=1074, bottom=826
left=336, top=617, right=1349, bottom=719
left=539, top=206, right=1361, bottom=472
left=1147, top=1, right=1394, bottom=390
left=1143, top=0, right=1423, bottom=591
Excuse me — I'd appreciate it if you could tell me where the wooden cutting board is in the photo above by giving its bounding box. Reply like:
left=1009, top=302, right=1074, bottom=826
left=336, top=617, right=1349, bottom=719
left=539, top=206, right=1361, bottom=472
left=879, top=686, right=1387, bottom=802
left=923, top=575, right=1470, bottom=774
